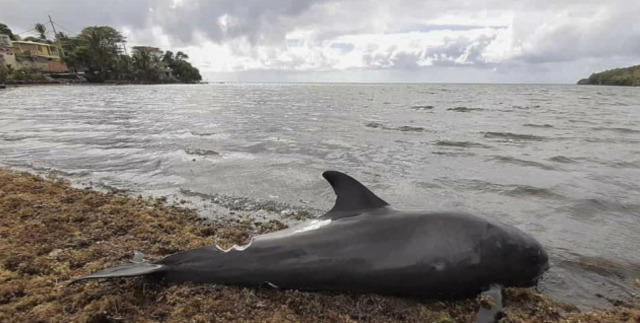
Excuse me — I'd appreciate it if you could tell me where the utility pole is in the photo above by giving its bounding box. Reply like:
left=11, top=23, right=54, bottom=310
left=48, top=15, right=65, bottom=58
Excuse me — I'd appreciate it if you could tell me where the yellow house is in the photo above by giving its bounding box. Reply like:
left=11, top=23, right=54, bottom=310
left=11, top=40, right=68, bottom=73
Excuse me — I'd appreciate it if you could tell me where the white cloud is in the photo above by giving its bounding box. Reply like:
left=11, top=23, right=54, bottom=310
left=1, top=0, right=639, bottom=82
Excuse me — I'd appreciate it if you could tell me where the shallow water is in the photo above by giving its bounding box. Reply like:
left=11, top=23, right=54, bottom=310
left=1, top=83, right=639, bottom=309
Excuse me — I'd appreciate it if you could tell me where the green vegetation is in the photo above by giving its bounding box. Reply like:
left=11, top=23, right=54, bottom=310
left=578, top=65, right=640, bottom=86
left=0, top=64, right=7, bottom=83
left=163, top=50, right=203, bottom=84
left=0, top=23, right=18, bottom=40
left=5, top=67, right=49, bottom=82
left=59, top=25, right=202, bottom=83
left=1, top=22, right=202, bottom=84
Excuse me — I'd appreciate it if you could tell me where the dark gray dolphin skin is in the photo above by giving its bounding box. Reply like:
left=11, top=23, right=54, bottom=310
left=74, top=171, right=549, bottom=299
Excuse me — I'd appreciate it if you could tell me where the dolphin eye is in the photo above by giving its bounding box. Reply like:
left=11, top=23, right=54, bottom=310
left=530, top=254, right=540, bottom=264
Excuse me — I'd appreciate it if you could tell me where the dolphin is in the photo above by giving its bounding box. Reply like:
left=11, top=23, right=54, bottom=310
left=74, top=171, right=549, bottom=300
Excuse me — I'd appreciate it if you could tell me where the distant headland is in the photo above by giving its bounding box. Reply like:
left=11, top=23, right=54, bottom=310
left=577, top=65, right=640, bottom=86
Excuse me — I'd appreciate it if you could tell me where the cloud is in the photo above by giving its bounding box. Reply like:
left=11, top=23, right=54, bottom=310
left=509, top=2, right=640, bottom=63
left=1, top=0, right=639, bottom=82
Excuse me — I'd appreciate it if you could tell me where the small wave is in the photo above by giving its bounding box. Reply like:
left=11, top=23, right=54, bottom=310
left=548, top=156, right=576, bottom=164
left=190, top=131, right=217, bottom=136
left=396, top=125, right=426, bottom=132
left=365, top=122, right=427, bottom=133
left=504, top=185, right=564, bottom=199
left=365, top=122, right=384, bottom=129
left=513, top=105, right=541, bottom=110
left=3, top=162, right=92, bottom=177
left=431, top=151, right=476, bottom=157
left=1, top=135, right=32, bottom=142
left=411, top=105, right=434, bottom=110
left=565, top=198, right=640, bottom=218
left=583, top=137, right=640, bottom=144
left=591, top=127, right=640, bottom=134
left=184, top=148, right=221, bottom=156
left=555, top=254, right=636, bottom=280
left=437, top=179, right=563, bottom=199
left=484, top=131, right=547, bottom=141
left=490, top=156, right=556, bottom=170
left=524, top=123, right=554, bottom=128
left=435, top=140, right=491, bottom=148
left=608, top=160, right=640, bottom=169
left=447, top=106, right=483, bottom=112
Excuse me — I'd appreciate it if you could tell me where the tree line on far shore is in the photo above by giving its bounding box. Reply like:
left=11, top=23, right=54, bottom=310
left=1, top=22, right=202, bottom=84
left=577, top=65, right=640, bottom=86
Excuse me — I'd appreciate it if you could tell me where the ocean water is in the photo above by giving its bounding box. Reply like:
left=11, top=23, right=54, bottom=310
left=1, top=83, right=639, bottom=309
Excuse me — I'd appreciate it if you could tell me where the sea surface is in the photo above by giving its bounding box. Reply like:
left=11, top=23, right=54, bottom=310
left=1, top=83, right=639, bottom=309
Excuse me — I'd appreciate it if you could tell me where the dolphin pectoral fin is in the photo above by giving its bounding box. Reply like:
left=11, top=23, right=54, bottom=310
left=320, top=171, right=389, bottom=219
left=474, top=284, right=504, bottom=323
left=70, top=262, right=165, bottom=285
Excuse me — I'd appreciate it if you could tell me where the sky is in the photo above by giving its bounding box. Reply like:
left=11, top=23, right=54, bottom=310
left=1, top=0, right=639, bottom=83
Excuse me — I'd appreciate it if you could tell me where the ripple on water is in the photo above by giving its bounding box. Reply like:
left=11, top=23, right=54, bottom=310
left=548, top=156, right=577, bottom=164
left=446, top=106, right=483, bottom=112
left=434, top=140, right=492, bottom=149
left=431, top=151, right=476, bottom=157
left=490, top=156, right=557, bottom=171
left=483, top=132, right=548, bottom=141
left=524, top=123, right=554, bottom=128
left=436, top=178, right=565, bottom=199
left=564, top=198, right=640, bottom=220
left=410, top=105, right=434, bottom=110
left=591, top=127, right=640, bottom=134
left=365, top=122, right=428, bottom=133
left=184, top=148, right=221, bottom=157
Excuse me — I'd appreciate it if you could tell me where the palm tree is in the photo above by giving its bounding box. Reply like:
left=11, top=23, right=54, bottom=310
left=34, top=23, right=47, bottom=40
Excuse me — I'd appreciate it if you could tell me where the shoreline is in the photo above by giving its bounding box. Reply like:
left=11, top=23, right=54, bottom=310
left=0, top=168, right=638, bottom=322
left=2, top=81, right=203, bottom=88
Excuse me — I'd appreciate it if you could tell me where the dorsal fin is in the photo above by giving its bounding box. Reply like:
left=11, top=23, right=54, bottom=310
left=320, top=171, right=389, bottom=219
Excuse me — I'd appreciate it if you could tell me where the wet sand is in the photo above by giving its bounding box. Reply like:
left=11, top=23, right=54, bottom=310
left=0, top=168, right=638, bottom=322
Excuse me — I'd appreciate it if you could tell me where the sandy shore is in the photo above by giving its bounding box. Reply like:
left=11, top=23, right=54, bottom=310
left=0, top=168, right=638, bottom=322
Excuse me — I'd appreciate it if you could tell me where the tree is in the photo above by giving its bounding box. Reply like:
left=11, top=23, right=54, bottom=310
left=74, top=26, right=125, bottom=82
left=34, top=23, right=46, bottom=40
left=162, top=49, right=202, bottom=83
left=112, top=54, right=133, bottom=80
left=162, top=50, right=174, bottom=63
left=131, top=46, right=164, bottom=82
left=0, top=23, right=17, bottom=40
left=169, top=60, right=202, bottom=83
left=577, top=64, right=640, bottom=86
left=175, top=51, right=189, bottom=61
left=0, top=62, right=8, bottom=83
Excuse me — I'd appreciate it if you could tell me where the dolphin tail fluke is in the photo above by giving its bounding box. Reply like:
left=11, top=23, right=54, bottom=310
left=70, top=252, right=166, bottom=284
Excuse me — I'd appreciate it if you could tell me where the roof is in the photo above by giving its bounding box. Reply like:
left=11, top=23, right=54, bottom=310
left=12, top=40, right=56, bottom=46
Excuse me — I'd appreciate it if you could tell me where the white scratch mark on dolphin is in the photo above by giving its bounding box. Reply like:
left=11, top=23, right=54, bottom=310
left=215, top=238, right=254, bottom=253
left=292, top=219, right=332, bottom=234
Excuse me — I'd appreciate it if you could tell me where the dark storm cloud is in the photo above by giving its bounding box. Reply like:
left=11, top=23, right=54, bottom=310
left=149, top=0, right=326, bottom=45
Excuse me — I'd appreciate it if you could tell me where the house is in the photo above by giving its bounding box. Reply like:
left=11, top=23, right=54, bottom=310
left=10, top=39, right=68, bottom=73
left=0, top=34, right=17, bottom=70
